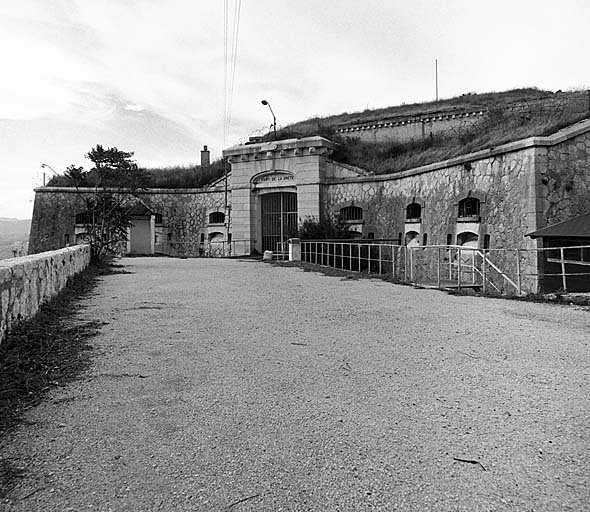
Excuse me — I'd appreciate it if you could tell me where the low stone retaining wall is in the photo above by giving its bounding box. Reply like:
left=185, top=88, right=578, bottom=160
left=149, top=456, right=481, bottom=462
left=0, top=245, right=91, bottom=342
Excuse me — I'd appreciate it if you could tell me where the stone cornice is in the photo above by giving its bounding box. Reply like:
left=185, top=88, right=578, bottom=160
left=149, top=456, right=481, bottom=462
left=336, top=110, right=486, bottom=133
left=222, top=136, right=337, bottom=162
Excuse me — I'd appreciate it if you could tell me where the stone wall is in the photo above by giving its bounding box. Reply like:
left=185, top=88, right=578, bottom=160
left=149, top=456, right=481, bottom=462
left=28, top=187, right=227, bottom=255
left=323, top=142, right=543, bottom=293
left=0, top=245, right=91, bottom=342
left=336, top=111, right=484, bottom=144
left=324, top=147, right=539, bottom=248
left=541, top=130, right=590, bottom=225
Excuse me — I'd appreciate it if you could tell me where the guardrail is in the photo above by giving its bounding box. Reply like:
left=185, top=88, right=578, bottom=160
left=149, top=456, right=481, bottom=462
left=299, top=240, right=590, bottom=295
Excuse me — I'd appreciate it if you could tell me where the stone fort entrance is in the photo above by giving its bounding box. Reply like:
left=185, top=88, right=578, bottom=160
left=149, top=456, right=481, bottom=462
left=223, top=137, right=348, bottom=256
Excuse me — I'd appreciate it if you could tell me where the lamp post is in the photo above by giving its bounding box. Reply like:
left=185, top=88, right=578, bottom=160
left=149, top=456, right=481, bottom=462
left=40, top=163, right=58, bottom=186
left=261, top=99, right=276, bottom=139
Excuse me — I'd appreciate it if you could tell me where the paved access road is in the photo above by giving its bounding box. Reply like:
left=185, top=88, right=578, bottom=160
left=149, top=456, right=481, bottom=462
left=2, top=258, right=589, bottom=511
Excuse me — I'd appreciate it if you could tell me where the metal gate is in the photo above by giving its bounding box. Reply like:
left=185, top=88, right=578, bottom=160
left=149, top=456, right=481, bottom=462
left=261, top=192, right=297, bottom=252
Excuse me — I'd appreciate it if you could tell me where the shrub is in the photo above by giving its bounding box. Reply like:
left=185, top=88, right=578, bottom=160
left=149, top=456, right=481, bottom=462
left=295, top=214, right=352, bottom=240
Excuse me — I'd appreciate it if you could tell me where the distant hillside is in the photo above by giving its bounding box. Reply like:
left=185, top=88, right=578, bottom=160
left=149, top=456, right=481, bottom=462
left=0, top=218, right=30, bottom=238
left=0, top=218, right=30, bottom=260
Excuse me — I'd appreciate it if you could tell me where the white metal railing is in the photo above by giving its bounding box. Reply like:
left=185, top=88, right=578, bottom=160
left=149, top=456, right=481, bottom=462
left=299, top=241, right=590, bottom=295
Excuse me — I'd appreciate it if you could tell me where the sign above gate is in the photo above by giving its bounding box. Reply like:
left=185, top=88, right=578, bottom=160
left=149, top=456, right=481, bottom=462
left=251, top=170, right=295, bottom=189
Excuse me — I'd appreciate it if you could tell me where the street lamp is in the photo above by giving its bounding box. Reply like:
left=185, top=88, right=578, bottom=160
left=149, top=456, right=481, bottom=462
left=40, top=163, right=59, bottom=186
left=261, top=99, right=277, bottom=139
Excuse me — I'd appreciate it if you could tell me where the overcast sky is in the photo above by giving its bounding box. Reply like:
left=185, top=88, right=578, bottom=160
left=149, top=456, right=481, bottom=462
left=1, top=0, right=588, bottom=219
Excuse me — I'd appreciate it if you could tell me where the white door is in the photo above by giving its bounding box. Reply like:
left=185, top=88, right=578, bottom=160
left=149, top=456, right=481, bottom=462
left=130, top=218, right=152, bottom=254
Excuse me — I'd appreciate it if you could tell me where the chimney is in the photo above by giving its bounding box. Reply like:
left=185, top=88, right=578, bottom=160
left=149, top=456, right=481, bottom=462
left=200, top=145, right=210, bottom=166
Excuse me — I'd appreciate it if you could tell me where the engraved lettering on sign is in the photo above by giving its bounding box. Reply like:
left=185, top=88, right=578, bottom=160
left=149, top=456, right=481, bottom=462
left=252, top=172, right=295, bottom=187
left=257, top=174, right=294, bottom=183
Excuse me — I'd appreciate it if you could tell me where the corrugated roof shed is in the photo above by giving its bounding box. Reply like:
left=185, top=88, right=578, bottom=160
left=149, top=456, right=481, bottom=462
left=527, top=212, right=590, bottom=238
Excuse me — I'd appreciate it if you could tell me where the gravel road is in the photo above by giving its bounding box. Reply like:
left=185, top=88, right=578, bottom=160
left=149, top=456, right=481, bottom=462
left=1, top=257, right=589, bottom=511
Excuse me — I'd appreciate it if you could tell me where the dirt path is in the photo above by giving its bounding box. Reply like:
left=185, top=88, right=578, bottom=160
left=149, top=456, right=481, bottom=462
left=1, top=257, right=589, bottom=511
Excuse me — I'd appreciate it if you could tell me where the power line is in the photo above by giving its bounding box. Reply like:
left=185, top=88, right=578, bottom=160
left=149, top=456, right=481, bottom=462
left=223, top=0, right=242, bottom=147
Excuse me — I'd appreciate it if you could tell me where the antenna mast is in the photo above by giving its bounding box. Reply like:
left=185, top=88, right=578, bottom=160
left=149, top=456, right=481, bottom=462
left=435, top=59, right=439, bottom=101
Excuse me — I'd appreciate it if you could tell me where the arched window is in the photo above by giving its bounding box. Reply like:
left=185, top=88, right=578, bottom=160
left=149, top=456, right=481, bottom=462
left=458, top=197, right=480, bottom=218
left=340, top=206, right=363, bottom=222
left=209, top=211, right=225, bottom=224
left=406, top=203, right=422, bottom=220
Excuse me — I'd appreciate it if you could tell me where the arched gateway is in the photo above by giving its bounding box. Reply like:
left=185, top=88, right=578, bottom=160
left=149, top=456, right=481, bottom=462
left=223, top=137, right=345, bottom=256
left=261, top=191, right=298, bottom=252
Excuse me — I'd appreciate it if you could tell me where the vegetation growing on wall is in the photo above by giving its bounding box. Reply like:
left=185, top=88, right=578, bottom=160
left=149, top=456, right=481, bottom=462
left=275, top=88, right=583, bottom=134
left=268, top=89, right=590, bottom=175
left=295, top=215, right=352, bottom=240
left=142, top=159, right=226, bottom=188
left=48, top=159, right=226, bottom=189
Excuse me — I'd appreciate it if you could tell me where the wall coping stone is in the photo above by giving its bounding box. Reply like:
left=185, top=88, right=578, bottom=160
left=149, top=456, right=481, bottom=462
left=34, top=186, right=227, bottom=194
left=1, top=245, right=91, bottom=342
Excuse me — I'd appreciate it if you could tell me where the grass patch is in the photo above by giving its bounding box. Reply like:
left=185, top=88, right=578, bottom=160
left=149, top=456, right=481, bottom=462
left=47, top=160, right=227, bottom=189
left=0, top=261, right=119, bottom=433
left=142, top=159, right=226, bottom=188
left=0, top=260, right=121, bottom=497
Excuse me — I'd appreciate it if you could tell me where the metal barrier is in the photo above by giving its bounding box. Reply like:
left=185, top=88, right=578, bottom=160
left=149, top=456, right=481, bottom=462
left=300, top=241, right=590, bottom=295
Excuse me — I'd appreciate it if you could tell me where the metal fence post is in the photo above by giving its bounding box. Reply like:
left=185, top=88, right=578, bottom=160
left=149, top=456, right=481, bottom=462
left=560, top=247, right=567, bottom=292
left=516, top=249, right=522, bottom=295
left=379, top=244, right=382, bottom=275
left=448, top=247, right=452, bottom=280
left=482, top=251, right=487, bottom=295
left=358, top=244, right=361, bottom=272
left=392, top=245, right=396, bottom=278
left=368, top=244, right=371, bottom=274
left=437, top=247, right=441, bottom=289
left=457, top=247, right=462, bottom=291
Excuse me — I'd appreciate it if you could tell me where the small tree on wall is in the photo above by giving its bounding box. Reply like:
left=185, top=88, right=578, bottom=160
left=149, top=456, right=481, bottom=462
left=65, top=145, right=148, bottom=262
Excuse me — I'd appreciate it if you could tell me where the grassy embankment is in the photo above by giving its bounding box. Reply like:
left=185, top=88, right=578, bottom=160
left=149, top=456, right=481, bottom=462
left=270, top=88, right=590, bottom=174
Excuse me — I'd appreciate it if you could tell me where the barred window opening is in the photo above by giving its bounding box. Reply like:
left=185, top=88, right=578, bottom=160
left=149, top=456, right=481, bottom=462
left=406, top=203, right=422, bottom=220
left=75, top=212, right=93, bottom=225
left=209, top=211, right=225, bottom=224
left=458, top=198, right=480, bottom=218
left=340, top=206, right=363, bottom=222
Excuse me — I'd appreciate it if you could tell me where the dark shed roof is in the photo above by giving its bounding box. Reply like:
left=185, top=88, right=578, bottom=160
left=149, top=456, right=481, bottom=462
left=527, top=212, right=590, bottom=239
